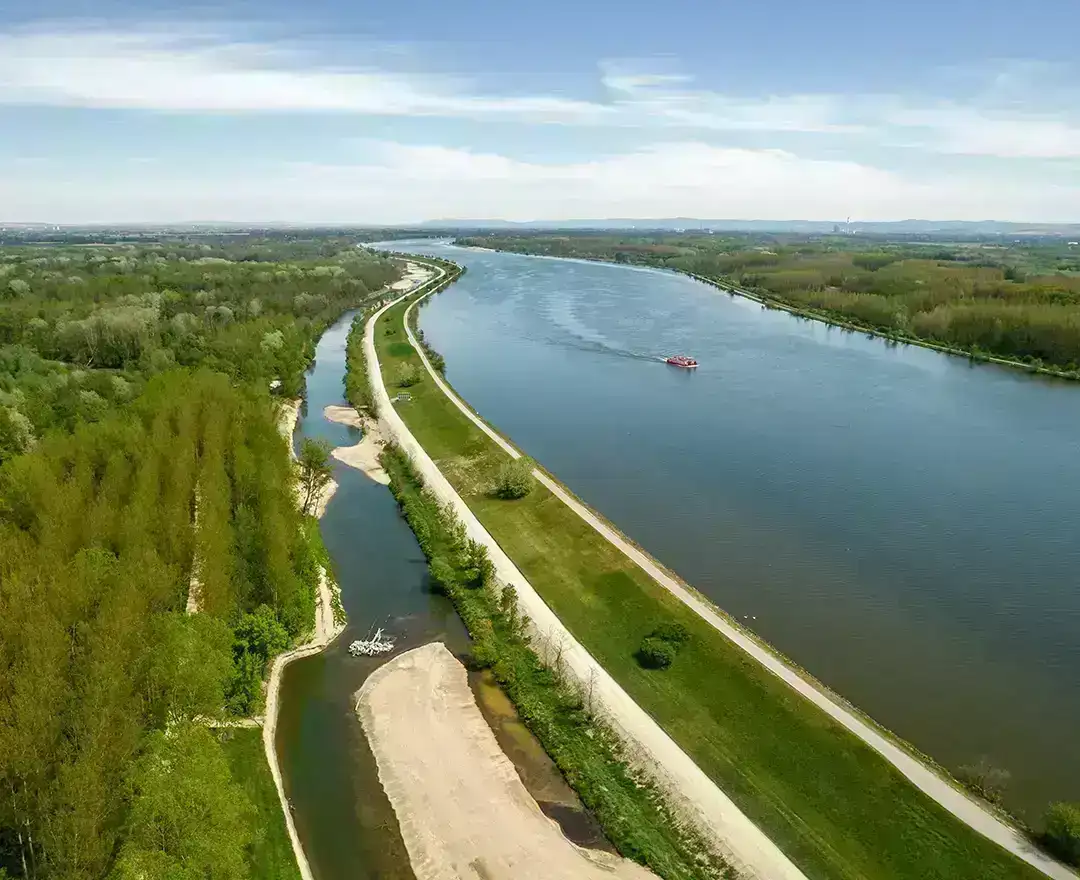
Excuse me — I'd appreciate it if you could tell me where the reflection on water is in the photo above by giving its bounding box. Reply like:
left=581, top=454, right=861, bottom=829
left=393, top=241, right=1080, bottom=819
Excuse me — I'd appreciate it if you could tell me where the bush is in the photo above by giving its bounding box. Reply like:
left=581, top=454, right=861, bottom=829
left=492, top=458, right=535, bottom=499
left=956, top=758, right=1010, bottom=806
left=637, top=636, right=676, bottom=669
left=396, top=363, right=421, bottom=387
left=635, top=621, right=691, bottom=670
left=1043, top=802, right=1080, bottom=866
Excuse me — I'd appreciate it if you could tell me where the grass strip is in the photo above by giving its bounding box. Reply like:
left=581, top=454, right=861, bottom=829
left=373, top=289, right=1045, bottom=880
left=218, top=727, right=303, bottom=880
left=380, top=442, right=729, bottom=879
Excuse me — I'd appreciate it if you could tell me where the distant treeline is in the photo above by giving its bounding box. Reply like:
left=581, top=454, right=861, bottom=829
left=0, top=237, right=399, bottom=879
left=460, top=233, right=1080, bottom=374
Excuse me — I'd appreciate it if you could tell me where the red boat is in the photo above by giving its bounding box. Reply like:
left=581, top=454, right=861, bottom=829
left=665, top=355, right=698, bottom=368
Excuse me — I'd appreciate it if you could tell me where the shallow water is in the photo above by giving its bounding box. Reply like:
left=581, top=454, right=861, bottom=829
left=275, top=310, right=608, bottom=878
left=388, top=241, right=1080, bottom=819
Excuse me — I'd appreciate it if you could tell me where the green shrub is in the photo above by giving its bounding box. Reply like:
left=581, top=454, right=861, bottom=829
left=1043, top=802, right=1080, bottom=865
left=635, top=622, right=691, bottom=670
left=637, top=636, right=677, bottom=669
left=396, top=363, right=421, bottom=387
left=492, top=458, right=535, bottom=499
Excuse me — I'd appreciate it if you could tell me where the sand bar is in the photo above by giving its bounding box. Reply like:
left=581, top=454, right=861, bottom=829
left=357, top=643, right=655, bottom=880
left=325, top=404, right=390, bottom=485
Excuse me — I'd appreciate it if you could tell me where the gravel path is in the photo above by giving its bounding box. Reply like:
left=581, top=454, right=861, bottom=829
left=368, top=279, right=806, bottom=880
left=397, top=269, right=1076, bottom=880
left=357, top=643, right=656, bottom=880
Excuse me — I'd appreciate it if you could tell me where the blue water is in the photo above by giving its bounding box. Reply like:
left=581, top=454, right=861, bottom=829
left=391, top=241, right=1080, bottom=818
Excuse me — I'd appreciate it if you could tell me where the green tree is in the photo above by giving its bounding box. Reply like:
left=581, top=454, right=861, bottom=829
left=296, top=437, right=333, bottom=517
left=1043, top=802, right=1080, bottom=866
left=492, top=458, right=535, bottom=500
left=110, top=724, right=254, bottom=880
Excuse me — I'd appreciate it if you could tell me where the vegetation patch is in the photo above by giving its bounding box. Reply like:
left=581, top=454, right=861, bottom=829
left=636, top=623, right=690, bottom=670
left=219, top=727, right=304, bottom=880
left=491, top=457, right=536, bottom=499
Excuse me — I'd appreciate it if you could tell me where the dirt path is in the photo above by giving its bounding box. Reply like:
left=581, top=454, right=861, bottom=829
left=367, top=281, right=806, bottom=880
left=357, top=643, right=655, bottom=880
left=324, top=404, right=390, bottom=485
left=396, top=274, right=1076, bottom=880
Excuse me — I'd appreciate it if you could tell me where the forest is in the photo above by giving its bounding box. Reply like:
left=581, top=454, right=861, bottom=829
left=0, top=234, right=399, bottom=879
left=459, top=232, right=1080, bottom=374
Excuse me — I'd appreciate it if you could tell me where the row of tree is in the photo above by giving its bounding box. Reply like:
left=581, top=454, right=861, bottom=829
left=0, top=235, right=400, bottom=878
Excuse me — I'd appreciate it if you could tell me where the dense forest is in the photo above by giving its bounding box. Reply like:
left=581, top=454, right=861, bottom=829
left=0, top=235, right=399, bottom=879
left=460, top=233, right=1080, bottom=374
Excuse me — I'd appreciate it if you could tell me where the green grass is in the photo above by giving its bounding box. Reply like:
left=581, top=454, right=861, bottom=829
left=381, top=444, right=728, bottom=879
left=374, top=294, right=1045, bottom=880
left=218, top=728, right=303, bottom=880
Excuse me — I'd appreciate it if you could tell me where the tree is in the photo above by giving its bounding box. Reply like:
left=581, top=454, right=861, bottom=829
left=1043, top=802, right=1080, bottom=866
left=956, top=758, right=1011, bottom=806
left=109, top=724, right=254, bottom=880
left=492, top=458, right=535, bottom=499
left=396, top=363, right=421, bottom=387
left=635, top=622, right=691, bottom=670
left=0, top=405, right=34, bottom=462
left=297, top=437, right=333, bottom=516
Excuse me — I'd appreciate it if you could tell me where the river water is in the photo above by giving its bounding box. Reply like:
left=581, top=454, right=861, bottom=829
left=390, top=241, right=1080, bottom=819
left=276, top=310, right=609, bottom=879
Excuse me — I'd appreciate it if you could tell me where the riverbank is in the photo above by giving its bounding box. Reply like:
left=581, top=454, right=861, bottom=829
left=367, top=273, right=806, bottom=880
left=373, top=270, right=1067, bottom=879
left=358, top=643, right=656, bottom=880
left=325, top=404, right=390, bottom=485
left=250, top=398, right=349, bottom=880
left=461, top=243, right=1080, bottom=382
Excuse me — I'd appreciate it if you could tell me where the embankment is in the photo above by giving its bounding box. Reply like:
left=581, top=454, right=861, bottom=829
left=371, top=264, right=1070, bottom=880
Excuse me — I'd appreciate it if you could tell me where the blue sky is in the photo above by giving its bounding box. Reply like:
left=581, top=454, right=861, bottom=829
left=2, top=0, right=1079, bottom=223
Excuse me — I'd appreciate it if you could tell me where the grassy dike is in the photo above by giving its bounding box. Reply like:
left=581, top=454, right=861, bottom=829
left=371, top=281, right=1045, bottom=880
left=379, top=443, right=728, bottom=880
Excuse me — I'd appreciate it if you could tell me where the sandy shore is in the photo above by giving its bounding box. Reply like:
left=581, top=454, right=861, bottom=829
left=390, top=261, right=435, bottom=292
left=325, top=404, right=390, bottom=485
left=357, top=643, right=655, bottom=880
left=280, top=398, right=339, bottom=515
left=262, top=397, right=347, bottom=880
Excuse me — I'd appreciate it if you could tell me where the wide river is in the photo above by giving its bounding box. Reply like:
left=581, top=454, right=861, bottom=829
left=390, top=240, right=1080, bottom=818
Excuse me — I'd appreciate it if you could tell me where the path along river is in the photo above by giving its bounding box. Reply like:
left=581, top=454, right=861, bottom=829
left=388, top=240, right=1080, bottom=820
left=275, top=309, right=613, bottom=879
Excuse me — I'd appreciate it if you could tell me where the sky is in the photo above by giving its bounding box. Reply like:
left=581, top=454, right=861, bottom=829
left=2, top=0, right=1079, bottom=224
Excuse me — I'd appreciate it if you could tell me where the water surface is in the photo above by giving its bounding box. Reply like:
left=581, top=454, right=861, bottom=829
left=395, top=242, right=1080, bottom=818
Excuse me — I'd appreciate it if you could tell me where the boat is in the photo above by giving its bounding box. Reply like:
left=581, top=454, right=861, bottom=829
left=665, top=355, right=698, bottom=368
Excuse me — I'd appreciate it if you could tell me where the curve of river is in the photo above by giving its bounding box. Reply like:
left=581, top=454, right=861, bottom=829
left=389, top=241, right=1080, bottom=820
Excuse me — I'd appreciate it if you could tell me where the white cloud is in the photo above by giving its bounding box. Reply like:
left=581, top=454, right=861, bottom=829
left=5, top=23, right=1080, bottom=160
left=3, top=141, right=1077, bottom=224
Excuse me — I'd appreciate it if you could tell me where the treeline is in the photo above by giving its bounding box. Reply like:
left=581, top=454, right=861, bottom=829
left=0, top=236, right=399, bottom=878
left=460, top=233, right=1080, bottom=374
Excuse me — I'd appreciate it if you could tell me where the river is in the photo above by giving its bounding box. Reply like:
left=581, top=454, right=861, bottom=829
left=385, top=241, right=1080, bottom=819
left=275, top=309, right=611, bottom=879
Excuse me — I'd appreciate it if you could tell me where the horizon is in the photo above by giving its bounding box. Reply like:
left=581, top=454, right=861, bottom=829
left=2, top=0, right=1079, bottom=223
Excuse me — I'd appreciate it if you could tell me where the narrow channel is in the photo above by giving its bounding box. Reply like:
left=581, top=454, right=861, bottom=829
left=386, top=240, right=1080, bottom=820
left=275, top=309, right=610, bottom=879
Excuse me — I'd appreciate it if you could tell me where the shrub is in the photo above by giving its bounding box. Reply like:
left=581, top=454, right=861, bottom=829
left=635, top=621, right=692, bottom=670
left=396, top=363, right=421, bottom=387
left=637, top=636, right=676, bottom=669
left=956, top=758, right=1010, bottom=806
left=1043, top=802, right=1080, bottom=866
left=492, top=458, right=535, bottom=499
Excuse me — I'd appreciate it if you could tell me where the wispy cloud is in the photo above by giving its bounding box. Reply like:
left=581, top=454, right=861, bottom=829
left=2, top=23, right=1080, bottom=161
